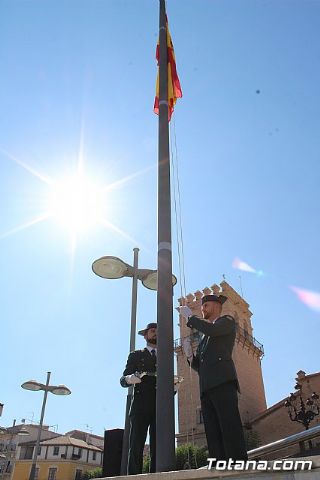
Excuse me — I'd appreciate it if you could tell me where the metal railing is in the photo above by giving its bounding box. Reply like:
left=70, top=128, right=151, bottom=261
left=236, top=324, right=264, bottom=357
left=248, top=424, right=320, bottom=459
left=174, top=327, right=264, bottom=357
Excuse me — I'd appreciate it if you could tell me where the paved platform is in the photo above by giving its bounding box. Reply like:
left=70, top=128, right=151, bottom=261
left=101, top=456, right=320, bottom=480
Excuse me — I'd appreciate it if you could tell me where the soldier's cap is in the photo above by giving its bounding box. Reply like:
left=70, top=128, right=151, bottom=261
left=138, top=322, right=157, bottom=336
left=201, top=294, right=227, bottom=305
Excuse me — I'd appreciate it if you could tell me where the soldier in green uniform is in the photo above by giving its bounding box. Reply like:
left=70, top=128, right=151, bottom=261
left=179, top=295, right=247, bottom=463
left=120, top=323, right=157, bottom=475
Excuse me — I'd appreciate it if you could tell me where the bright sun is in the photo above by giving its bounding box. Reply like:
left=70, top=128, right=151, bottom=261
left=48, top=174, right=104, bottom=233
left=1, top=147, right=153, bottom=249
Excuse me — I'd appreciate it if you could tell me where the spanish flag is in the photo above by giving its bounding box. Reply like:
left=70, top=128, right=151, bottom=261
left=154, top=17, right=182, bottom=121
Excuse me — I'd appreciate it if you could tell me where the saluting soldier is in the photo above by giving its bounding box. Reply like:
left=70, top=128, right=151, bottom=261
left=179, top=295, right=248, bottom=462
left=120, top=322, right=157, bottom=475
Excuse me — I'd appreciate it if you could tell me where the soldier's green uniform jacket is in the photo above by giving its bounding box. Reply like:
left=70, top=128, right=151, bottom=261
left=187, top=314, right=240, bottom=396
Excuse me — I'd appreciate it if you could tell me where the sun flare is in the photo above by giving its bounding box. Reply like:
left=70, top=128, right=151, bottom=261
left=48, top=174, right=105, bottom=233
left=1, top=147, right=154, bottom=253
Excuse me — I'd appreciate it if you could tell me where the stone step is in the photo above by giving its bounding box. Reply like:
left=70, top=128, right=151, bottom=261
left=100, top=455, right=320, bottom=480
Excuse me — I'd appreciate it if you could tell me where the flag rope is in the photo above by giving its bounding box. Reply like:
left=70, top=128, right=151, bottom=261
left=170, top=118, right=199, bottom=462
left=170, top=117, right=187, bottom=301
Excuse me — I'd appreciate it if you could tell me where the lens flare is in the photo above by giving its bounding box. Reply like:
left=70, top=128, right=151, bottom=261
left=232, top=257, right=256, bottom=273
left=290, top=286, right=320, bottom=312
left=232, top=257, right=264, bottom=277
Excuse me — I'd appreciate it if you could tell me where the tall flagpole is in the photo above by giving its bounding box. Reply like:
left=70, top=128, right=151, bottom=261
left=156, top=0, right=176, bottom=472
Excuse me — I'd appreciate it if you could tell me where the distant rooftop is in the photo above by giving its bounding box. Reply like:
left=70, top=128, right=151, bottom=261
left=39, top=435, right=102, bottom=451
left=66, top=429, right=104, bottom=441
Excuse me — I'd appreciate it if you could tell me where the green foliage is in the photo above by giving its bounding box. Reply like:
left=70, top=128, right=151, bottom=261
left=142, top=454, right=151, bottom=473
left=81, top=467, right=103, bottom=479
left=143, top=443, right=208, bottom=472
left=175, top=443, right=208, bottom=470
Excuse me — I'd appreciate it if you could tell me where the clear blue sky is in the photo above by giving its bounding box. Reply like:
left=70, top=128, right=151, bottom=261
left=1, top=0, right=320, bottom=436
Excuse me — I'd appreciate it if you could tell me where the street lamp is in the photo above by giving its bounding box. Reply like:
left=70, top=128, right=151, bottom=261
left=92, top=255, right=177, bottom=291
left=284, top=382, right=320, bottom=452
left=92, top=249, right=177, bottom=475
left=21, top=372, right=71, bottom=480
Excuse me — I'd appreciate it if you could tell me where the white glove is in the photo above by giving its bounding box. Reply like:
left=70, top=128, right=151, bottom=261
left=176, top=305, right=192, bottom=319
left=174, top=375, right=184, bottom=392
left=174, top=382, right=181, bottom=392
left=125, top=374, right=142, bottom=385
left=182, top=336, right=193, bottom=359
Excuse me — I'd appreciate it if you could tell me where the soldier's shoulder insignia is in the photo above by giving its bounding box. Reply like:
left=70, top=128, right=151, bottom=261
left=130, top=349, right=144, bottom=356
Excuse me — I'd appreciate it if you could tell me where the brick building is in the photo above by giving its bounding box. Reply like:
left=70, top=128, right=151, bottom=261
left=250, top=370, right=320, bottom=458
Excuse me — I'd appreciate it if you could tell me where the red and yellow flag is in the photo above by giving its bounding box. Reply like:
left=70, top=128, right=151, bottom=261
left=154, top=18, right=182, bottom=121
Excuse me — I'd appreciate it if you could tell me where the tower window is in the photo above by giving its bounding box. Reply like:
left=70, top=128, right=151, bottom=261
left=196, top=408, right=204, bottom=424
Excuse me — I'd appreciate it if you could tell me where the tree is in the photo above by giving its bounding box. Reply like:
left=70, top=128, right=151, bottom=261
left=143, top=443, right=208, bottom=472
left=142, top=454, right=150, bottom=473
left=82, top=467, right=103, bottom=479
left=175, top=444, right=208, bottom=470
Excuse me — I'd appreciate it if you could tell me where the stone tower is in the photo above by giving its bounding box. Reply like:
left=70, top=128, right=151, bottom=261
left=175, top=280, right=266, bottom=447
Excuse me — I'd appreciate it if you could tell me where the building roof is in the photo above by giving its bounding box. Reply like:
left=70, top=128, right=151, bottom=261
left=2, top=426, right=60, bottom=447
left=39, top=435, right=102, bottom=451
left=7, top=424, right=51, bottom=432
left=66, top=429, right=104, bottom=441
left=2, top=424, right=43, bottom=435
left=18, top=435, right=62, bottom=447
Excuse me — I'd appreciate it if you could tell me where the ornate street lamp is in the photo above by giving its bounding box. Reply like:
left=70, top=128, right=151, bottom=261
left=21, top=372, right=71, bottom=480
left=284, top=382, right=320, bottom=450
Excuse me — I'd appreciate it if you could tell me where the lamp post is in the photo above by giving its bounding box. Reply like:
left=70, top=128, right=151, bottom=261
left=0, top=420, right=29, bottom=480
left=92, top=248, right=177, bottom=475
left=21, top=372, right=71, bottom=480
left=284, top=382, right=320, bottom=451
